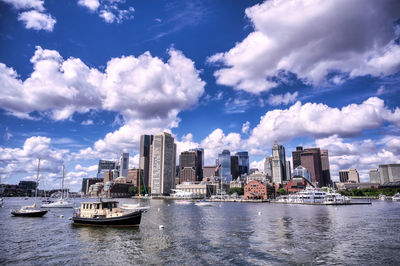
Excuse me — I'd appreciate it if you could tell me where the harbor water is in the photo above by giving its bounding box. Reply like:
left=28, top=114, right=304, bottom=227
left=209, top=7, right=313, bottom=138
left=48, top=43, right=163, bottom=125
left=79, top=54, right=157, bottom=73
left=1, top=197, right=399, bottom=265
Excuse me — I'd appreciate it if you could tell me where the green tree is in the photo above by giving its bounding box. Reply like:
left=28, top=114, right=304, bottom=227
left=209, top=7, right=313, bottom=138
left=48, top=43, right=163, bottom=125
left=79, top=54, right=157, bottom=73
left=278, top=188, right=286, bottom=195
left=128, top=186, right=137, bottom=195
left=228, top=187, right=244, bottom=195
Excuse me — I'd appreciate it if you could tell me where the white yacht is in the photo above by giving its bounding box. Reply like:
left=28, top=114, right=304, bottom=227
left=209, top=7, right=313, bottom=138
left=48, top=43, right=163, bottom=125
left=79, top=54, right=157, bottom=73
left=42, top=165, right=73, bottom=208
left=323, top=189, right=350, bottom=204
left=392, top=193, right=400, bottom=202
left=288, top=186, right=327, bottom=203
left=379, top=194, right=387, bottom=201
left=170, top=189, right=198, bottom=199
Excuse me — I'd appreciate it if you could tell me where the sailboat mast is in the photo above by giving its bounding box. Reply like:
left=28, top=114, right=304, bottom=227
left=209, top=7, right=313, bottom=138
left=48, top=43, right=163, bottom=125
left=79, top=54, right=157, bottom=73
left=138, top=166, right=141, bottom=203
left=35, top=158, right=41, bottom=205
left=62, top=165, right=65, bottom=199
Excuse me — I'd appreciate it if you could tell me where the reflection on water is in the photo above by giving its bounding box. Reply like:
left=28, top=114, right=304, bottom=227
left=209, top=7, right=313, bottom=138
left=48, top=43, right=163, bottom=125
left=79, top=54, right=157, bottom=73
left=0, top=197, right=399, bottom=265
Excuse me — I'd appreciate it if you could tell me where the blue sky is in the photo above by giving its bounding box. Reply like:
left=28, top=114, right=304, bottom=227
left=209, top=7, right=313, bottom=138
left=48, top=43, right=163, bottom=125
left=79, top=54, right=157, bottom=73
left=1, top=0, right=400, bottom=191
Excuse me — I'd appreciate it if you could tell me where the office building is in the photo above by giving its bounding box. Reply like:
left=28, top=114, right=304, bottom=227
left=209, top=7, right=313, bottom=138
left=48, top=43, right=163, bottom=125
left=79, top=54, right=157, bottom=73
left=379, top=164, right=400, bottom=184
left=118, top=153, right=129, bottom=177
left=190, top=148, right=204, bottom=179
left=97, top=160, right=116, bottom=178
left=264, top=156, right=273, bottom=177
left=320, top=150, right=332, bottom=186
left=139, top=135, right=154, bottom=188
left=339, top=170, right=349, bottom=183
left=292, top=147, right=304, bottom=169
left=150, top=132, right=176, bottom=195
left=179, top=150, right=202, bottom=183
left=369, top=169, right=380, bottom=184
left=231, top=155, right=240, bottom=180
left=339, top=168, right=359, bottom=183
left=127, top=168, right=143, bottom=186
left=218, top=150, right=232, bottom=182
left=236, top=151, right=249, bottom=175
left=272, top=140, right=287, bottom=184
left=285, top=161, right=291, bottom=182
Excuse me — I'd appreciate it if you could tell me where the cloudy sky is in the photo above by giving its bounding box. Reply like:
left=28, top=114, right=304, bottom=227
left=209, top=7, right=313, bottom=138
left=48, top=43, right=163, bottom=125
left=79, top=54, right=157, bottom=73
left=1, top=0, right=400, bottom=191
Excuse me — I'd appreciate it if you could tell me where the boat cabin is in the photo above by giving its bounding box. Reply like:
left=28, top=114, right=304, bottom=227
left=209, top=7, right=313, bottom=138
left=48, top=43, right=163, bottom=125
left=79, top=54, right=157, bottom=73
left=78, top=201, right=124, bottom=218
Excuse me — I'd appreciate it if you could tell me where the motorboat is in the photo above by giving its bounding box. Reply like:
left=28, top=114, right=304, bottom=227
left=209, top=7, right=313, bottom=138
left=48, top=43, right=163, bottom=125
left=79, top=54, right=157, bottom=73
left=0, top=197, right=3, bottom=207
left=175, top=200, right=192, bottom=205
left=170, top=189, right=198, bottom=199
left=275, top=195, right=289, bottom=203
left=392, top=193, right=400, bottom=202
left=379, top=194, right=387, bottom=201
left=72, top=200, right=142, bottom=227
left=11, top=158, right=48, bottom=217
left=194, top=200, right=212, bottom=206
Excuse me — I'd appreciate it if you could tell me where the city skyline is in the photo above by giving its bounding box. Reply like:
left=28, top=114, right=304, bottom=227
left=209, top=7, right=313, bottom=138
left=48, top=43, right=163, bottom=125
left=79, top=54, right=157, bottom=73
left=1, top=0, right=400, bottom=192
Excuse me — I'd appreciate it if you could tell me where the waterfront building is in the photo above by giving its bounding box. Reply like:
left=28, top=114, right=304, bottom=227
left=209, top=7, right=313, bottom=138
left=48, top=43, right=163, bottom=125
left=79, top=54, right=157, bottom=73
left=369, top=169, right=380, bottom=183
left=339, top=169, right=359, bottom=183
left=292, top=166, right=312, bottom=183
left=179, top=151, right=198, bottom=183
left=218, top=150, right=232, bottom=182
left=321, top=150, right=332, bottom=186
left=175, top=182, right=217, bottom=198
left=230, top=155, right=240, bottom=180
left=246, top=171, right=269, bottom=183
left=203, top=165, right=218, bottom=178
left=190, top=148, right=204, bottom=180
left=139, top=134, right=154, bottom=188
left=264, top=156, right=273, bottom=178
left=97, top=160, right=116, bottom=178
left=272, top=140, right=287, bottom=184
left=336, top=182, right=380, bottom=191
left=127, top=168, right=143, bottom=186
left=150, top=132, right=176, bottom=196
left=83, top=178, right=103, bottom=195
left=244, top=180, right=275, bottom=200
left=379, top=164, right=400, bottom=184
left=284, top=176, right=314, bottom=194
left=179, top=167, right=196, bottom=183
left=236, top=151, right=249, bottom=175
left=118, top=153, right=129, bottom=178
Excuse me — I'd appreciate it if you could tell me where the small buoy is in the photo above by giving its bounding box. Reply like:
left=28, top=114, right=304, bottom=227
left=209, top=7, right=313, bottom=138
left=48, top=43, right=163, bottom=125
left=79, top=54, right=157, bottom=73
left=258, top=212, right=261, bottom=216
left=159, top=225, right=164, bottom=230
left=59, top=215, right=64, bottom=218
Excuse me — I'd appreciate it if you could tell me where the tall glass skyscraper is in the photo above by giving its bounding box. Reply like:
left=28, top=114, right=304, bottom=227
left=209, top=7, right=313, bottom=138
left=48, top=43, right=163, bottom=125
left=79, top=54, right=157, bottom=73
left=235, top=151, right=249, bottom=176
left=218, top=150, right=232, bottom=182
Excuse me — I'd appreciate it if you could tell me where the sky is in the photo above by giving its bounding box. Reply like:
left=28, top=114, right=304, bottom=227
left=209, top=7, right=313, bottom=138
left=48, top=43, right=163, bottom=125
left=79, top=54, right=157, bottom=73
left=1, top=0, right=400, bottom=192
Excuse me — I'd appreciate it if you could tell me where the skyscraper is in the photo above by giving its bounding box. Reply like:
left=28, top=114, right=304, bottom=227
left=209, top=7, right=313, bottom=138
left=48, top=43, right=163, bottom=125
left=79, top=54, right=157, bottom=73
left=139, top=134, right=154, bottom=188
left=189, top=148, right=204, bottom=181
left=118, top=153, right=129, bottom=177
left=264, top=156, right=273, bottom=177
left=320, top=150, right=332, bottom=186
left=235, top=151, right=249, bottom=176
left=379, top=164, right=400, bottom=184
left=292, top=146, right=303, bottom=169
left=272, top=140, right=287, bottom=184
left=230, top=155, right=239, bottom=180
left=218, top=150, right=232, bottom=182
left=179, top=150, right=202, bottom=183
left=369, top=169, right=380, bottom=183
left=150, top=132, right=176, bottom=195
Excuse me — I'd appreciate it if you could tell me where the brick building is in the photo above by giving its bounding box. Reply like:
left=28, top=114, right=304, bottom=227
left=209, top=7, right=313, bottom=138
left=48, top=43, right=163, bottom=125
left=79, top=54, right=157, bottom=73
left=244, top=180, right=275, bottom=200
left=284, top=176, right=314, bottom=194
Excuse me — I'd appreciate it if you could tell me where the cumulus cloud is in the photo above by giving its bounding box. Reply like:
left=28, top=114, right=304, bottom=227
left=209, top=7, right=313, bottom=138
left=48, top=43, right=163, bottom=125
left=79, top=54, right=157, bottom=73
left=315, top=135, right=400, bottom=182
left=248, top=97, right=400, bottom=150
left=0, top=46, right=205, bottom=123
left=1, top=0, right=56, bottom=31
left=75, top=164, right=98, bottom=172
left=18, top=10, right=56, bottom=31
left=78, top=0, right=134, bottom=23
left=200, top=129, right=242, bottom=164
left=208, top=0, right=400, bottom=94
left=268, top=91, right=298, bottom=106
left=241, top=121, right=250, bottom=135
left=0, top=136, right=68, bottom=181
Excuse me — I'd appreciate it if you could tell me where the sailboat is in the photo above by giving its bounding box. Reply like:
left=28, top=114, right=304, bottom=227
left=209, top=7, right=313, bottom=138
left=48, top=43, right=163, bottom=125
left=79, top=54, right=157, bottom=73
left=120, top=167, right=149, bottom=212
left=11, top=159, right=48, bottom=217
left=41, top=165, right=73, bottom=208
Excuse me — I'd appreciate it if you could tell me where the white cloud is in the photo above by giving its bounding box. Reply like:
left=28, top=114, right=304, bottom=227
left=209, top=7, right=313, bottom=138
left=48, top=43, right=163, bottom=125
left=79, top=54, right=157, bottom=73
left=1, top=0, right=44, bottom=11
left=81, top=119, right=94, bottom=125
left=241, top=121, right=250, bottom=135
left=18, top=10, right=56, bottom=31
left=78, top=0, right=134, bottom=23
left=268, top=91, right=298, bottom=106
left=248, top=97, right=400, bottom=150
left=315, top=135, right=400, bottom=182
left=250, top=159, right=264, bottom=172
left=208, top=0, right=400, bottom=94
left=0, top=46, right=205, bottom=123
left=200, top=129, right=242, bottom=164
left=77, top=0, right=99, bottom=11
left=75, top=164, right=98, bottom=172
left=377, top=85, right=386, bottom=96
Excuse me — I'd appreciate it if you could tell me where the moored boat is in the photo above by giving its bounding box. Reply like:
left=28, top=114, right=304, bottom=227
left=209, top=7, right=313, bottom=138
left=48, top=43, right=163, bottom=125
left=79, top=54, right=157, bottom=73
left=175, top=200, right=192, bottom=205
left=392, top=193, right=400, bottom=202
left=194, top=200, right=212, bottom=206
left=72, top=200, right=142, bottom=227
left=379, top=194, right=387, bottom=201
